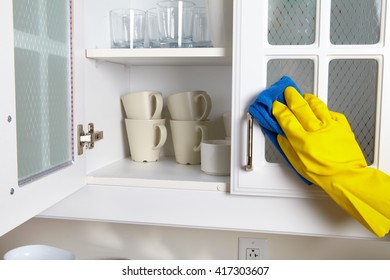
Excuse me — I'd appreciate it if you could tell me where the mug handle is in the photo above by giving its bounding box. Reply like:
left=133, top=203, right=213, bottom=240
left=152, top=124, right=167, bottom=150
left=193, top=125, right=208, bottom=152
left=151, top=92, right=163, bottom=119
left=194, top=93, right=212, bottom=121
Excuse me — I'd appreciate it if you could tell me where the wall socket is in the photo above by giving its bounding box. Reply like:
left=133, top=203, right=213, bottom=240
left=238, top=238, right=268, bottom=260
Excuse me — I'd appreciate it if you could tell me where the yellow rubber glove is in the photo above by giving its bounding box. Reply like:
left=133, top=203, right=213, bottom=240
left=272, top=86, right=390, bottom=238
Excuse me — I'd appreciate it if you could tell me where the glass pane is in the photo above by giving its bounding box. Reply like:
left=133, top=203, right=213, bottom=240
left=268, top=0, right=316, bottom=45
left=328, top=59, right=377, bottom=165
left=13, top=0, right=72, bottom=185
left=266, top=59, right=314, bottom=163
left=330, top=0, right=382, bottom=45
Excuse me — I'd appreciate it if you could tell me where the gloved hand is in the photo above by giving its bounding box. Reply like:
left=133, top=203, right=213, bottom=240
left=272, top=86, right=390, bottom=238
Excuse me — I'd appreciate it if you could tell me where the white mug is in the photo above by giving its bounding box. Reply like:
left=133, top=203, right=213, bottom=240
left=201, top=139, right=231, bottom=175
left=121, top=91, right=163, bottom=119
left=167, top=90, right=212, bottom=121
left=125, top=118, right=167, bottom=162
left=170, top=120, right=209, bottom=165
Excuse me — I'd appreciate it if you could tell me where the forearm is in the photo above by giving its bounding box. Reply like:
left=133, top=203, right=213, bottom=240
left=317, top=167, right=390, bottom=238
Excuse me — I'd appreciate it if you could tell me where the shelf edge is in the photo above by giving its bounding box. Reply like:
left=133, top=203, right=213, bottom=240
left=85, top=48, right=232, bottom=66
left=86, top=175, right=229, bottom=192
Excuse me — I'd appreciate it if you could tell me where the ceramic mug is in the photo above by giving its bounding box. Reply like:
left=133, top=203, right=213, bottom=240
left=170, top=120, right=209, bottom=165
left=167, top=90, right=212, bottom=121
left=201, top=139, right=231, bottom=175
left=121, top=91, right=163, bottom=119
left=125, top=118, right=167, bottom=162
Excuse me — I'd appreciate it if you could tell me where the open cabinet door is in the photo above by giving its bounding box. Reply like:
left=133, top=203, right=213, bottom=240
left=0, top=0, right=86, bottom=236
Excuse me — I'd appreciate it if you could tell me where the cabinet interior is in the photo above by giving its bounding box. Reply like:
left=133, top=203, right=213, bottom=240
left=36, top=0, right=389, bottom=239
left=83, top=57, right=232, bottom=190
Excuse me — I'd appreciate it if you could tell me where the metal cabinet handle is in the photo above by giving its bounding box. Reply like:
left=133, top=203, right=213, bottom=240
left=246, top=112, right=253, bottom=171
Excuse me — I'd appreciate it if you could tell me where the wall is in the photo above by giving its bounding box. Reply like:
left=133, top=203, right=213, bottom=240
left=1, top=218, right=390, bottom=260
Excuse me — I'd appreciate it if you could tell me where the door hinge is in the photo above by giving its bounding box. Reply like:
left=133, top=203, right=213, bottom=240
left=77, top=123, right=103, bottom=155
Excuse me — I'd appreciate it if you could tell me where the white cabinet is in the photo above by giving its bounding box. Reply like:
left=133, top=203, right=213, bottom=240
left=231, top=0, right=390, bottom=199
left=0, top=0, right=233, bottom=236
left=1, top=0, right=389, bottom=239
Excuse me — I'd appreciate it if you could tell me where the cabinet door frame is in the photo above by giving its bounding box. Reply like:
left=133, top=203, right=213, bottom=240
left=0, top=0, right=86, bottom=236
left=231, top=0, right=390, bottom=197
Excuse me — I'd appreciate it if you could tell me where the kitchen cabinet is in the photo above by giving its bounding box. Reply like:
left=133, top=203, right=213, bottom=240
left=1, top=0, right=389, bottom=240
left=232, top=0, right=390, bottom=201
left=0, top=0, right=232, bottom=236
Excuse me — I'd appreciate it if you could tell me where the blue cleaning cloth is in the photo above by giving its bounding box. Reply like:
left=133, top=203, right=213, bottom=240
left=248, top=76, right=312, bottom=185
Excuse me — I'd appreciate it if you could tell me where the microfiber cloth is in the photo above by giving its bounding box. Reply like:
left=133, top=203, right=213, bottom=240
left=248, top=76, right=312, bottom=185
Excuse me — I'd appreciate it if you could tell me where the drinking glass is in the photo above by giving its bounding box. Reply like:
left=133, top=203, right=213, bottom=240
left=157, top=1, right=195, bottom=48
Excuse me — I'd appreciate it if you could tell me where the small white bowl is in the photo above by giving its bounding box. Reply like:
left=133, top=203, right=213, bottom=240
left=3, top=244, right=76, bottom=260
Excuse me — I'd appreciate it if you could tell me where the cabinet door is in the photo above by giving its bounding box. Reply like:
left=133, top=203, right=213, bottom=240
left=232, top=0, right=390, bottom=197
left=0, top=0, right=86, bottom=236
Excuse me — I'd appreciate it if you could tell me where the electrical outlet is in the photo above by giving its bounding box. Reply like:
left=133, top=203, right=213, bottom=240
left=238, top=238, right=268, bottom=260
left=246, top=248, right=261, bottom=260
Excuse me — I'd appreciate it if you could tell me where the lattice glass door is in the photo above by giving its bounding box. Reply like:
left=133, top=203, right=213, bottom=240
left=231, top=0, right=389, bottom=198
left=13, top=0, right=73, bottom=185
left=265, top=0, right=382, bottom=167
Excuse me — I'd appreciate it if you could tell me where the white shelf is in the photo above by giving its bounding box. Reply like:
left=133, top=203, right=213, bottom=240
left=87, top=157, right=230, bottom=192
left=85, top=48, right=232, bottom=66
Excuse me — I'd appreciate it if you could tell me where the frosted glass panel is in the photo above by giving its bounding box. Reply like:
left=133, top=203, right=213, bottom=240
left=328, top=59, right=377, bottom=165
left=265, top=59, right=314, bottom=163
left=330, top=0, right=382, bottom=45
left=268, top=0, right=316, bottom=45
left=13, top=0, right=72, bottom=184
